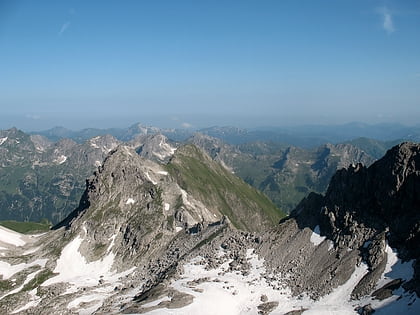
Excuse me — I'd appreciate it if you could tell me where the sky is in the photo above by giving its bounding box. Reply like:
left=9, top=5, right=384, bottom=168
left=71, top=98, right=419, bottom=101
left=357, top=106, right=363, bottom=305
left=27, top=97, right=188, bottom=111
left=0, top=0, right=419, bottom=131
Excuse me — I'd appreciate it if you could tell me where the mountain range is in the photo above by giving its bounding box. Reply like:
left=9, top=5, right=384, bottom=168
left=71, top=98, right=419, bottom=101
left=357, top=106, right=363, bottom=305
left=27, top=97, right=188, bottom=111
left=32, top=122, right=420, bottom=146
left=0, top=141, right=418, bottom=314
left=1, top=122, right=416, bottom=224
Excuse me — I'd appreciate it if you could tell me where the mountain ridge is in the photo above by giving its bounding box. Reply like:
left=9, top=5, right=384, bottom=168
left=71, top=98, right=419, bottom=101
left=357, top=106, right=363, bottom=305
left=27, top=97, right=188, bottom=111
left=0, top=142, right=418, bottom=314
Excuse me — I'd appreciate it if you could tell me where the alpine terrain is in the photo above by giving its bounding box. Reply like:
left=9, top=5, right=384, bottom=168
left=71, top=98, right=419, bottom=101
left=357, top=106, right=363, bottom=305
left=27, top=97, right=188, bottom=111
left=0, top=140, right=419, bottom=314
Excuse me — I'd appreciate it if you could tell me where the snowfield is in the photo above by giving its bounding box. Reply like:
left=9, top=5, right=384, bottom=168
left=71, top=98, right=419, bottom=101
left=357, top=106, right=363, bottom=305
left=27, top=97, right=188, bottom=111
left=42, top=235, right=117, bottom=287
left=136, top=247, right=418, bottom=315
left=0, top=230, right=417, bottom=314
left=40, top=234, right=135, bottom=313
left=0, top=226, right=27, bottom=247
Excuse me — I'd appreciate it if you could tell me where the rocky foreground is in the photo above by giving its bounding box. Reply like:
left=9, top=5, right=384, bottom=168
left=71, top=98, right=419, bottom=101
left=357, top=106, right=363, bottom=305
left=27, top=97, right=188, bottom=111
left=0, top=143, right=419, bottom=314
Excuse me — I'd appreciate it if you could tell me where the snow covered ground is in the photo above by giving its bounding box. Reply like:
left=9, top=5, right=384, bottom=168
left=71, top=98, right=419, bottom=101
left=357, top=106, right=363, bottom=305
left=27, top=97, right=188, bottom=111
left=1, top=228, right=417, bottom=314
left=43, top=235, right=121, bottom=288
left=357, top=244, right=419, bottom=315
left=0, top=258, right=47, bottom=281
left=133, top=246, right=418, bottom=315
left=0, top=226, right=27, bottom=247
left=40, top=234, right=135, bottom=314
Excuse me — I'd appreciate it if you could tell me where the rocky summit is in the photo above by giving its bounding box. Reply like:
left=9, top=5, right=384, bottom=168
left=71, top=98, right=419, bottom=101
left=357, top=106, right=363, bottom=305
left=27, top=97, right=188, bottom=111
left=0, top=142, right=419, bottom=314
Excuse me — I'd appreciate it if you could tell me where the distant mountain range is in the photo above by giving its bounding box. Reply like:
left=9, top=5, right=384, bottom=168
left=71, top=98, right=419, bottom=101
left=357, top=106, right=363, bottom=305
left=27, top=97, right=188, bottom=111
left=31, top=121, right=420, bottom=147
left=1, top=122, right=418, bottom=224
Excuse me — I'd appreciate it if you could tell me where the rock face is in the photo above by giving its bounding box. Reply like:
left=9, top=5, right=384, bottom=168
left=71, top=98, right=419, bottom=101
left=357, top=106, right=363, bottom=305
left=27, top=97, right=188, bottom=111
left=261, top=142, right=420, bottom=299
left=320, top=142, right=420, bottom=295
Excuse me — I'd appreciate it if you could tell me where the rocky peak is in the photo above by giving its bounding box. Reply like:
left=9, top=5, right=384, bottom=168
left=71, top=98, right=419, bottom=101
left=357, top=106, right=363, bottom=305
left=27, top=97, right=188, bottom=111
left=30, top=134, right=53, bottom=152
left=288, top=142, right=420, bottom=297
left=134, top=134, right=177, bottom=162
left=322, top=142, right=419, bottom=253
left=88, top=134, right=120, bottom=154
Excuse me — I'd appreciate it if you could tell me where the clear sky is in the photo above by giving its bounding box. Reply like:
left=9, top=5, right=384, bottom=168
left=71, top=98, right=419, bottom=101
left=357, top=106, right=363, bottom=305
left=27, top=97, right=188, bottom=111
left=0, top=0, right=419, bottom=131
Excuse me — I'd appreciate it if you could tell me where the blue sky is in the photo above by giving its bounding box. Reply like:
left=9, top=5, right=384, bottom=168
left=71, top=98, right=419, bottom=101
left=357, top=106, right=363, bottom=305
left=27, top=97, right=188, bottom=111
left=0, top=0, right=419, bottom=130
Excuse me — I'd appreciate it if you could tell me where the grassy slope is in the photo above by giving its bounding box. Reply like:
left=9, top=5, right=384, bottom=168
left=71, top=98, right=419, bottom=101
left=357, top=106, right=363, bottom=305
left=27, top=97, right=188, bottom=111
left=166, top=145, right=286, bottom=231
left=0, top=220, right=51, bottom=234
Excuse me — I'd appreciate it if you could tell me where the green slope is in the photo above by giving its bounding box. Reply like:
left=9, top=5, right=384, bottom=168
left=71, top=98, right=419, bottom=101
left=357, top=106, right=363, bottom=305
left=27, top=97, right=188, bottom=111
left=166, top=145, right=285, bottom=232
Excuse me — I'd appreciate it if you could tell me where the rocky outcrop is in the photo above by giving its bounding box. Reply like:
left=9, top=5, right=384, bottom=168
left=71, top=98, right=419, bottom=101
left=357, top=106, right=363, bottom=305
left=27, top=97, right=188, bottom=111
left=274, top=142, right=420, bottom=298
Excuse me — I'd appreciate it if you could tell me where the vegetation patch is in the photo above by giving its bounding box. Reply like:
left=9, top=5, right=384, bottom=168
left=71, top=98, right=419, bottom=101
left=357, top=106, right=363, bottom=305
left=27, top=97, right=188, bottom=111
left=23, top=269, right=54, bottom=292
left=0, top=279, right=14, bottom=292
left=0, top=220, right=51, bottom=234
left=166, top=145, right=285, bottom=231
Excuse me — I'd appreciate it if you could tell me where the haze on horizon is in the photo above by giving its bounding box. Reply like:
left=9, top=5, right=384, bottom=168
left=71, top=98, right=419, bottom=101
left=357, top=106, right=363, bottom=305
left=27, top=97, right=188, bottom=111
left=0, top=0, right=419, bottom=131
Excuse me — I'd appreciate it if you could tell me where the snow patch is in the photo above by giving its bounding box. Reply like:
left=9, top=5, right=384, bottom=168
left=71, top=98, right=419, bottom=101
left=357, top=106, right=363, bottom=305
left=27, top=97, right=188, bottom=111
left=67, top=294, right=104, bottom=312
left=181, top=189, right=193, bottom=207
left=42, top=235, right=116, bottom=288
left=153, top=139, right=177, bottom=160
left=356, top=244, right=418, bottom=314
left=157, top=171, right=168, bottom=176
left=23, top=246, right=41, bottom=255
left=310, top=225, right=326, bottom=246
left=0, top=137, right=7, bottom=145
left=126, top=198, right=135, bottom=205
left=164, top=203, right=170, bottom=211
left=0, top=259, right=47, bottom=280
left=305, top=263, right=369, bottom=314
left=94, top=160, right=102, bottom=167
left=145, top=171, right=157, bottom=185
left=1, top=269, right=43, bottom=300
left=0, top=226, right=26, bottom=247
left=54, top=155, right=67, bottom=164
left=141, top=296, right=172, bottom=308
left=175, top=227, right=183, bottom=233
left=376, top=244, right=414, bottom=290
left=327, top=240, right=334, bottom=251
left=107, top=234, right=117, bottom=253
